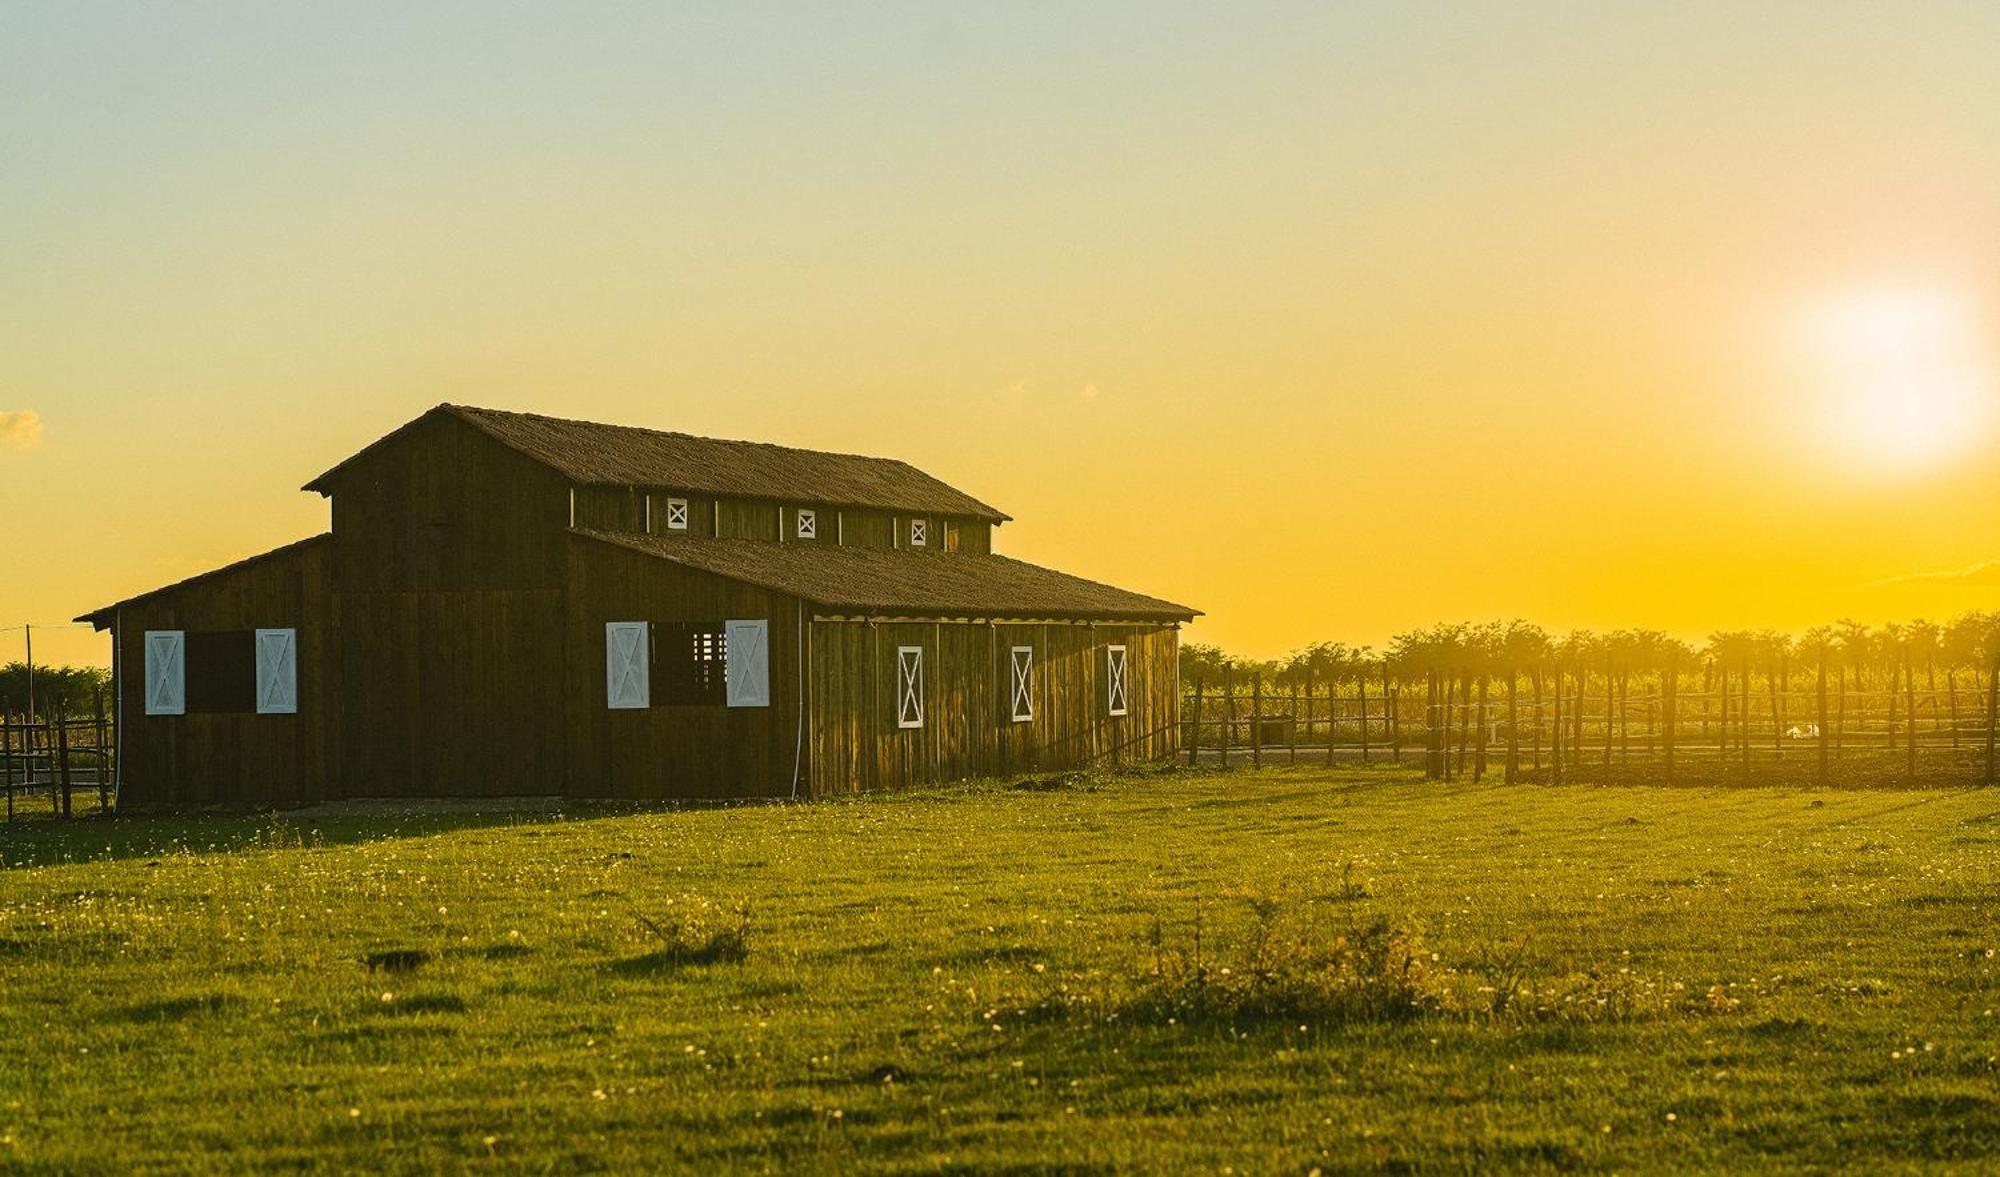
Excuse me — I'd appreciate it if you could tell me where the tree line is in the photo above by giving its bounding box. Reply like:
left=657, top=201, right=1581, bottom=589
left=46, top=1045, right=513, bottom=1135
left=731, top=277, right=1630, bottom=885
left=1179, top=613, right=2000, bottom=784
left=0, top=662, right=112, bottom=720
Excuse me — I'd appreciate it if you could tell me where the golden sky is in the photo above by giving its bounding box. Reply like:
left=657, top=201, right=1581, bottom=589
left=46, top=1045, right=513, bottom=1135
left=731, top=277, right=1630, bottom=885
left=4, top=4, right=1999, bottom=669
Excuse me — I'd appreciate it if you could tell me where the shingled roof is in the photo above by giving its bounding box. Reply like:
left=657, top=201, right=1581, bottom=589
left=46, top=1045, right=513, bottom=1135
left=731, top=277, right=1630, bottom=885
left=574, top=530, right=1197, bottom=622
left=306, top=404, right=1009, bottom=522
left=76, top=534, right=332, bottom=628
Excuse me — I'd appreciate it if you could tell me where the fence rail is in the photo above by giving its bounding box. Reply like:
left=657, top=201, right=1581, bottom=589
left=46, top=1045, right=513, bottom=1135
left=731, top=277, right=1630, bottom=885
left=1180, top=665, right=2000, bottom=785
left=1, top=695, right=115, bottom=821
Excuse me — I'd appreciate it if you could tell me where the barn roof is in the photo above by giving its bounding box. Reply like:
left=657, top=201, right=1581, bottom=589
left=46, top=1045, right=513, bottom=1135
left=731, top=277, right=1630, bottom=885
left=573, top=530, right=1198, bottom=622
left=75, top=534, right=332, bottom=628
left=305, top=404, right=1010, bottom=522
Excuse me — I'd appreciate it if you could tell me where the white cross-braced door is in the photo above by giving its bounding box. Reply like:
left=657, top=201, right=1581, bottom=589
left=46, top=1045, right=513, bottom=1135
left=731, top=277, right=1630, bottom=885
left=1010, top=646, right=1034, bottom=723
left=896, top=646, right=925, bottom=729
left=255, top=628, right=298, bottom=714
left=144, top=630, right=185, bottom=716
left=1106, top=644, right=1129, bottom=716
left=795, top=509, right=816, bottom=540
left=605, top=622, right=651, bottom=709
left=725, top=619, right=770, bottom=708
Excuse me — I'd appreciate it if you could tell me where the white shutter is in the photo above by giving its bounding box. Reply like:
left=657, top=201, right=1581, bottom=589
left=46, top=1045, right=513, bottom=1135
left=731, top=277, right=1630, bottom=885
left=897, top=646, right=925, bottom=729
left=1107, top=645, right=1129, bottom=716
left=144, top=631, right=185, bottom=716
left=725, top=619, right=770, bottom=708
left=605, top=622, right=650, bottom=710
left=255, top=628, right=298, bottom=715
left=1010, top=646, right=1034, bottom=722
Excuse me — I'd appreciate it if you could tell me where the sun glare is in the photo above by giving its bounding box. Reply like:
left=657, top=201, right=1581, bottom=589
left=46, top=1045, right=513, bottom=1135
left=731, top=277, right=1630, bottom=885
left=1792, top=287, right=1995, bottom=477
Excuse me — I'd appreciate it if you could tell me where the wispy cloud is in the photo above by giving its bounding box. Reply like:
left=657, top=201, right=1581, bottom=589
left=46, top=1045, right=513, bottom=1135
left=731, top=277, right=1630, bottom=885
left=0, top=409, right=42, bottom=450
left=1866, top=560, right=2000, bottom=589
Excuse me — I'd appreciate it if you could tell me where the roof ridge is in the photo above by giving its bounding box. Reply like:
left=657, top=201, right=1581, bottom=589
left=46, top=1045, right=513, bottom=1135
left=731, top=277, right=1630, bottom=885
left=442, top=403, right=931, bottom=473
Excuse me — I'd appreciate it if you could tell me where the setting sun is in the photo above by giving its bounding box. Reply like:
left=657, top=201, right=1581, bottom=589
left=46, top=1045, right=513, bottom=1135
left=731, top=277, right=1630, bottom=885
left=1794, top=286, right=1995, bottom=478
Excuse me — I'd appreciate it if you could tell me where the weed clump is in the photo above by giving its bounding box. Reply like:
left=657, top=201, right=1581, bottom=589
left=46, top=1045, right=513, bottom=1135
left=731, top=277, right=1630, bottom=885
left=616, top=898, right=751, bottom=973
left=1127, top=900, right=1447, bottom=1026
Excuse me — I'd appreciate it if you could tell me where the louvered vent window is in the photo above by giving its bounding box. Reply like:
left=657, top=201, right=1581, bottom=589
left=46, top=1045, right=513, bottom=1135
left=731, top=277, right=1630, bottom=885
left=655, top=622, right=727, bottom=705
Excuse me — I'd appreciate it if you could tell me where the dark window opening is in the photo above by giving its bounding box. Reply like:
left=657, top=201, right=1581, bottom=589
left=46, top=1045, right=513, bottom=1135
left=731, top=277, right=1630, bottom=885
left=186, top=630, right=256, bottom=714
left=652, top=622, right=727, bottom=705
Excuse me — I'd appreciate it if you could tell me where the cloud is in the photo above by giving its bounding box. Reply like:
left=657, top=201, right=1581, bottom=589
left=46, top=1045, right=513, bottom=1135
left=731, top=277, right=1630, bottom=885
left=1866, top=560, right=2000, bottom=589
left=0, top=410, right=42, bottom=450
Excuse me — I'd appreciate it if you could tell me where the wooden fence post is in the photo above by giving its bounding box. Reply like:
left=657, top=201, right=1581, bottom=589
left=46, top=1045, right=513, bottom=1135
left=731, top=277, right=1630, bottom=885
left=1504, top=667, right=1519, bottom=783
left=93, top=688, right=109, bottom=811
left=1250, top=673, right=1263, bottom=770
left=1663, top=652, right=1677, bottom=785
left=1222, top=669, right=1235, bottom=770
left=55, top=704, right=73, bottom=819
left=1289, top=680, right=1301, bottom=765
left=1986, top=657, right=1997, bottom=786
left=1602, top=660, right=1614, bottom=771
left=2, top=705, right=13, bottom=822
left=1424, top=669, right=1439, bottom=779
left=1385, top=665, right=1399, bottom=768
left=1319, top=672, right=1335, bottom=769
left=1357, top=673, right=1370, bottom=766
left=1551, top=667, right=1565, bottom=784
left=1816, top=652, right=1829, bottom=788
left=1473, top=674, right=1489, bottom=782
left=1189, top=678, right=1204, bottom=768
left=1947, top=668, right=1961, bottom=748
left=1904, top=645, right=1918, bottom=780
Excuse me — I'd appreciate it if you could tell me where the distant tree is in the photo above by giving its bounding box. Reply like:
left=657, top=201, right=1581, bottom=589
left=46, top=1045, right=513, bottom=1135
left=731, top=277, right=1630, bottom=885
left=0, top=662, right=111, bottom=718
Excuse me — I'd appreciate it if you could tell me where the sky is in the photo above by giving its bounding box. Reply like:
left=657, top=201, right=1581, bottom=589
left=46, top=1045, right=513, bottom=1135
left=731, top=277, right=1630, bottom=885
left=4, top=2, right=1999, bottom=669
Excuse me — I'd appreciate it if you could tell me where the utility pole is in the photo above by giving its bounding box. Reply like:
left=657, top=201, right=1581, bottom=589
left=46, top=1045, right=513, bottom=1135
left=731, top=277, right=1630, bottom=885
left=22, top=623, right=33, bottom=723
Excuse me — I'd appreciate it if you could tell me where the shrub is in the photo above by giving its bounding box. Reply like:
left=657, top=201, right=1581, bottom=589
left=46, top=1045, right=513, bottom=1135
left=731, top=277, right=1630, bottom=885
left=1125, top=899, right=1449, bottom=1025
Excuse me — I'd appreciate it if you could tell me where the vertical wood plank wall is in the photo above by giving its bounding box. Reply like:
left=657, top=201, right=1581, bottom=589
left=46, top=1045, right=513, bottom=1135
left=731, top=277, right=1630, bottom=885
left=114, top=540, right=339, bottom=807
left=562, top=537, right=806, bottom=799
left=806, top=620, right=1179, bottom=796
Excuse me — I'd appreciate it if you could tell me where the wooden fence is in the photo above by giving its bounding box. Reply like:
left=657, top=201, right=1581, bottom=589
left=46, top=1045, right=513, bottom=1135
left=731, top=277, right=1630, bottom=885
left=1180, top=666, right=2000, bottom=785
left=1, top=694, right=115, bottom=820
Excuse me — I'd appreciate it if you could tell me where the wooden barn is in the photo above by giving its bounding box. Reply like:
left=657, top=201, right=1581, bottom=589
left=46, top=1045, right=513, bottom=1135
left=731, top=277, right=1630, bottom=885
left=79, top=405, right=1196, bottom=806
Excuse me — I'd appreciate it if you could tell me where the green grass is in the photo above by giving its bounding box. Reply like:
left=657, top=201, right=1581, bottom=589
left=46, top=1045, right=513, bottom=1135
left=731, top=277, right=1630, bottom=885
left=3, top=767, right=1998, bottom=1173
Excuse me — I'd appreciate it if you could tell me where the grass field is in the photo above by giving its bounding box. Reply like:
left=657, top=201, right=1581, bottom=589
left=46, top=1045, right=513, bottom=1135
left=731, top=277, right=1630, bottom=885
left=3, top=767, right=1998, bottom=1173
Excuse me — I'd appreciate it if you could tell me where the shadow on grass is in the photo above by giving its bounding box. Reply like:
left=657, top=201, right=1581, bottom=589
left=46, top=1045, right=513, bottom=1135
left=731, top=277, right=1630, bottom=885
left=608, top=939, right=748, bottom=976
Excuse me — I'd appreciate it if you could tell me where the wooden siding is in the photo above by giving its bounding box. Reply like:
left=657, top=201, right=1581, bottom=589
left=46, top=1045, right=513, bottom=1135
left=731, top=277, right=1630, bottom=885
left=805, top=619, right=1177, bottom=796
left=563, top=536, right=806, bottom=799
left=328, top=412, right=572, bottom=592
left=113, top=541, right=338, bottom=807
left=338, top=588, right=566, bottom=798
